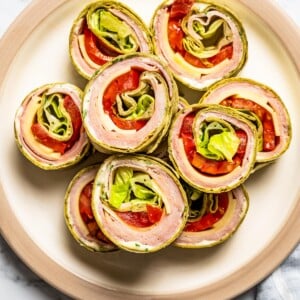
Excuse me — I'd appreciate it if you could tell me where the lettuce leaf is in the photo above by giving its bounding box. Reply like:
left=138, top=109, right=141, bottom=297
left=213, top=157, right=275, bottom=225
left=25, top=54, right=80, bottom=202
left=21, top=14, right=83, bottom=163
left=36, top=93, right=73, bottom=141
left=87, top=9, right=137, bottom=53
left=195, top=121, right=240, bottom=162
left=109, top=168, right=162, bottom=211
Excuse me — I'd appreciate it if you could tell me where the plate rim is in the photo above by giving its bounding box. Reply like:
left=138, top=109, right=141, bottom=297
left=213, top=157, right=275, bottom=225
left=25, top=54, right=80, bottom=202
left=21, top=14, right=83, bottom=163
left=0, top=0, right=299, bottom=299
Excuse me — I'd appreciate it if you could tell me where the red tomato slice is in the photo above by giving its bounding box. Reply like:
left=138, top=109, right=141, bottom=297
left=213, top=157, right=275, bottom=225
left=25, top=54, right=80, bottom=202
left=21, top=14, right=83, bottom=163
left=82, top=181, right=93, bottom=198
left=116, top=211, right=153, bottom=228
left=103, top=69, right=140, bottom=110
left=103, top=81, right=119, bottom=113
left=181, top=133, right=196, bottom=160
left=146, top=205, right=163, bottom=224
left=63, top=95, right=82, bottom=150
left=221, top=97, right=264, bottom=119
left=184, top=192, right=229, bottom=232
left=183, top=52, right=208, bottom=68
left=31, top=124, right=68, bottom=154
left=168, top=20, right=184, bottom=52
left=103, top=69, right=148, bottom=131
left=78, top=181, right=112, bottom=242
left=169, top=0, right=194, bottom=19
left=116, top=68, right=140, bottom=91
left=31, top=95, right=82, bottom=154
left=109, top=114, right=147, bottom=130
left=79, top=182, right=94, bottom=222
left=83, top=27, right=114, bottom=65
left=180, top=113, right=195, bottom=136
left=221, top=97, right=276, bottom=151
left=263, top=117, right=276, bottom=151
left=191, top=152, right=241, bottom=175
left=208, top=44, right=233, bottom=65
left=235, top=129, right=247, bottom=155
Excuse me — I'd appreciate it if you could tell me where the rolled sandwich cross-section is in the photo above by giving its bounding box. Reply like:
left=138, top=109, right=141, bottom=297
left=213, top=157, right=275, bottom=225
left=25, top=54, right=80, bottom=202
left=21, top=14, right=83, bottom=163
left=175, top=184, right=249, bottom=248
left=14, top=83, right=90, bottom=170
left=91, top=155, right=188, bottom=253
left=69, top=1, right=153, bottom=79
left=151, top=0, right=247, bottom=90
left=169, top=104, right=257, bottom=193
left=83, top=54, right=178, bottom=154
left=199, top=78, right=291, bottom=163
left=64, top=165, right=117, bottom=252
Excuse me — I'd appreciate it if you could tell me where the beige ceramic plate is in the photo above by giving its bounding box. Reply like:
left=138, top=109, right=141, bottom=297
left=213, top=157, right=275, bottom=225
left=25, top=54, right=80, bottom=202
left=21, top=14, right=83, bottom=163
left=0, top=0, right=300, bottom=299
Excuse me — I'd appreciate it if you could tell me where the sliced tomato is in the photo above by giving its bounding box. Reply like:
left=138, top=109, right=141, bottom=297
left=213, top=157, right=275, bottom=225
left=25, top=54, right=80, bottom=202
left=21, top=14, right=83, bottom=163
left=207, top=44, right=233, bottom=65
left=263, top=117, right=276, bottom=151
left=83, top=27, right=114, bottom=65
left=116, top=68, right=140, bottom=91
left=82, top=181, right=93, bottom=198
left=169, top=0, right=194, bottom=19
left=181, top=133, right=196, bottom=160
left=184, top=192, right=229, bottom=232
left=191, top=152, right=241, bottom=175
left=181, top=44, right=233, bottom=68
left=63, top=95, right=82, bottom=150
left=221, top=97, right=265, bottom=120
left=235, top=129, right=247, bottom=155
left=31, top=95, right=82, bottom=154
left=180, top=113, right=195, bottom=136
left=184, top=51, right=209, bottom=68
left=79, top=182, right=94, bottom=222
left=31, top=124, right=67, bottom=154
left=146, top=205, right=163, bottom=224
left=116, top=206, right=163, bottom=228
left=103, top=69, right=149, bottom=130
left=78, top=182, right=112, bottom=242
left=109, top=114, right=147, bottom=130
left=221, top=97, right=276, bottom=151
left=168, top=19, right=185, bottom=52
left=103, top=69, right=140, bottom=110
left=103, top=80, right=119, bottom=112
left=116, top=211, right=153, bottom=228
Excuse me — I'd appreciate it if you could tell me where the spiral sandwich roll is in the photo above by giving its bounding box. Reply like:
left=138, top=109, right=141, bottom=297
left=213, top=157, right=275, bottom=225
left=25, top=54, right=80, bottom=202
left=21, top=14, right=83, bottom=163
left=151, top=0, right=247, bottom=90
left=199, top=78, right=291, bottom=163
left=91, top=155, right=189, bottom=253
left=14, top=83, right=90, bottom=170
left=169, top=104, right=257, bottom=193
left=83, top=53, right=178, bottom=154
left=69, top=1, right=153, bottom=79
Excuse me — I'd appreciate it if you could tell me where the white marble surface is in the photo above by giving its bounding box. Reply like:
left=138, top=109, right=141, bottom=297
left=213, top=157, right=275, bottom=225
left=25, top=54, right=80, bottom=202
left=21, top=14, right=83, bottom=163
left=0, top=0, right=299, bottom=299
